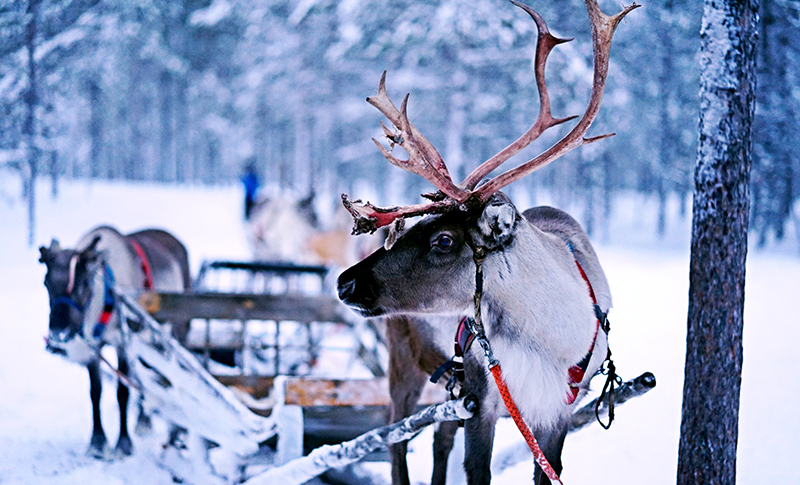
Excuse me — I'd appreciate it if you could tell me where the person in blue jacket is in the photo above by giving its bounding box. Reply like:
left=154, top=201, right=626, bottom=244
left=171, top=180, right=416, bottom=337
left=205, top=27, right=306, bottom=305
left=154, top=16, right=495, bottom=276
left=241, top=158, right=261, bottom=220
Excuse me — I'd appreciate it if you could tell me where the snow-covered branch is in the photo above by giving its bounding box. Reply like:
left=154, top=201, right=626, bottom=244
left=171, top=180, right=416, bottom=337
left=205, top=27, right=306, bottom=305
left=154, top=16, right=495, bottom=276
left=244, top=396, right=477, bottom=485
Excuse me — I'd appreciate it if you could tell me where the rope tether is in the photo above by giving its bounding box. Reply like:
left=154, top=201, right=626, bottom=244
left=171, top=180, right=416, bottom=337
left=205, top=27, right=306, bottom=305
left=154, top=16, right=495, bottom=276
left=468, top=246, right=564, bottom=485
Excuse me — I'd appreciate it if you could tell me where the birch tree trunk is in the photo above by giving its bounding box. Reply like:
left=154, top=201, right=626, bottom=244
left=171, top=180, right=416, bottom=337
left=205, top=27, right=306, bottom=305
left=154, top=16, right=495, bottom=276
left=677, top=1, right=758, bottom=483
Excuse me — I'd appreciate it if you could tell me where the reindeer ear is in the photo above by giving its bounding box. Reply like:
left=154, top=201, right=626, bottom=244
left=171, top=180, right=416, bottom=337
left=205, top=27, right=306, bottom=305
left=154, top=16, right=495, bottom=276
left=80, top=235, right=102, bottom=260
left=476, top=195, right=517, bottom=249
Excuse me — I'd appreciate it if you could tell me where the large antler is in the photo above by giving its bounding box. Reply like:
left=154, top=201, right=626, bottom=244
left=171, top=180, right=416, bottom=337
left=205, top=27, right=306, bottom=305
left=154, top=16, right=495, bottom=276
left=344, top=0, right=639, bottom=235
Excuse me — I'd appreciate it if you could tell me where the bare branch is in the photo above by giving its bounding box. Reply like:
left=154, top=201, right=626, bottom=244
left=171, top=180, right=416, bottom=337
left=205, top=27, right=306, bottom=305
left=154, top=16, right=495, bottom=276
left=568, top=371, right=656, bottom=432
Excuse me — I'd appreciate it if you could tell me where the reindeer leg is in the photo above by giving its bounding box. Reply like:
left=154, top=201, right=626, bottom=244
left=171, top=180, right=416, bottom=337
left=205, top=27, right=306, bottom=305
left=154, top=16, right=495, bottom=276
left=431, top=419, right=458, bottom=485
left=87, top=360, right=108, bottom=458
left=115, top=349, right=133, bottom=456
left=462, top=358, right=495, bottom=485
left=532, top=418, right=569, bottom=485
left=387, top=316, right=428, bottom=485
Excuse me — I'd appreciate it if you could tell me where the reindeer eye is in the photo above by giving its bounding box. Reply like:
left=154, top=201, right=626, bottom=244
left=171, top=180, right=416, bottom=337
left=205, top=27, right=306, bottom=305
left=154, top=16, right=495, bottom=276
left=433, top=234, right=455, bottom=250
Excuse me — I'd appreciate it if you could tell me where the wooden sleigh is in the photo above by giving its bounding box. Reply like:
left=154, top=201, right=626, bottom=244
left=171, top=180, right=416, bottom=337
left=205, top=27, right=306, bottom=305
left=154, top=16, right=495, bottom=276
left=117, top=260, right=655, bottom=484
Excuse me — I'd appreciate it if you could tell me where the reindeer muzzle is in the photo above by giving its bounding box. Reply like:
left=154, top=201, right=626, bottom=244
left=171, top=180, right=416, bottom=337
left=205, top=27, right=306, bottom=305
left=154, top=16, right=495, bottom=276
left=337, top=263, right=384, bottom=317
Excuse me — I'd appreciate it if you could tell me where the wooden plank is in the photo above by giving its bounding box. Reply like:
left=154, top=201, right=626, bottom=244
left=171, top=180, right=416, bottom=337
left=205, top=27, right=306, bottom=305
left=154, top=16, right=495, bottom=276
left=148, top=292, right=346, bottom=323
left=301, top=406, right=390, bottom=452
left=214, top=376, right=447, bottom=408
left=285, top=378, right=390, bottom=407
left=216, top=375, right=276, bottom=400
left=194, top=260, right=328, bottom=289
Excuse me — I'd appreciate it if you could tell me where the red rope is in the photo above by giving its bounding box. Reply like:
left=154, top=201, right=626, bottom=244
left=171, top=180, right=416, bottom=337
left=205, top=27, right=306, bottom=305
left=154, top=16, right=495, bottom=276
left=490, top=364, right=564, bottom=485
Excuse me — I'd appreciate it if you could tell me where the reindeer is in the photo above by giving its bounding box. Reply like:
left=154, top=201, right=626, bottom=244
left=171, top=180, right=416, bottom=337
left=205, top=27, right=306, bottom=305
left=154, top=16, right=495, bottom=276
left=245, top=192, right=380, bottom=268
left=39, top=226, right=191, bottom=458
left=337, top=1, right=638, bottom=483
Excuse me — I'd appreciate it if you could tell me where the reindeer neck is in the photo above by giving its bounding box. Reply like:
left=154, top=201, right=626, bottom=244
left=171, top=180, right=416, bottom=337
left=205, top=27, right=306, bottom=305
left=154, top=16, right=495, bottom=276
left=479, top=224, right=597, bottom=367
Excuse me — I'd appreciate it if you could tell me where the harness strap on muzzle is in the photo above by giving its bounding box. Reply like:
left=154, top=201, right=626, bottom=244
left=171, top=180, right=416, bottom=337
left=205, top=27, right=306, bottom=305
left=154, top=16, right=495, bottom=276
left=50, top=295, right=83, bottom=312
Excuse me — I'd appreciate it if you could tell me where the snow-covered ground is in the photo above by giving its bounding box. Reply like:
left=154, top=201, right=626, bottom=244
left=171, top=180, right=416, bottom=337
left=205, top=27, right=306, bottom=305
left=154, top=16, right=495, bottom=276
left=1, top=178, right=798, bottom=484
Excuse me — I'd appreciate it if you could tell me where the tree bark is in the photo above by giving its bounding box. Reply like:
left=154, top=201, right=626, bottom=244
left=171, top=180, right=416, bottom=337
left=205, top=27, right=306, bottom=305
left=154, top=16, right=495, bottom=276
left=677, top=1, right=758, bottom=484
left=244, top=397, right=476, bottom=485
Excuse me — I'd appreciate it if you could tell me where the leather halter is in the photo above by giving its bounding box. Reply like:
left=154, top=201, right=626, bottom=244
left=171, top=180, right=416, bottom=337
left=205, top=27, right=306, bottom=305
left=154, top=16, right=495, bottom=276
left=47, top=260, right=116, bottom=351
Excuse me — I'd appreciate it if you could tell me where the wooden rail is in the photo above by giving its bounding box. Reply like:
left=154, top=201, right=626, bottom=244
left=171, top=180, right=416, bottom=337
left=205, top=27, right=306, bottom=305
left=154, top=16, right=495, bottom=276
left=147, top=292, right=346, bottom=323
left=194, top=260, right=329, bottom=290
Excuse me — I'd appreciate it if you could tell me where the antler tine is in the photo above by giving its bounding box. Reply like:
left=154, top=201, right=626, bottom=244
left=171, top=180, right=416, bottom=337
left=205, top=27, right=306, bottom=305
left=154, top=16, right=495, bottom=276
left=367, top=72, right=468, bottom=203
left=473, top=0, right=639, bottom=202
left=342, top=194, right=454, bottom=235
left=461, top=1, right=576, bottom=191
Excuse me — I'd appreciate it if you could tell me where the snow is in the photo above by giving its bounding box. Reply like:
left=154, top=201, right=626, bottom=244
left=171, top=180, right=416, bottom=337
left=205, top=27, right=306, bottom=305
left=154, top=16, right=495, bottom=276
left=1, top=178, right=799, bottom=484
left=189, top=0, right=234, bottom=28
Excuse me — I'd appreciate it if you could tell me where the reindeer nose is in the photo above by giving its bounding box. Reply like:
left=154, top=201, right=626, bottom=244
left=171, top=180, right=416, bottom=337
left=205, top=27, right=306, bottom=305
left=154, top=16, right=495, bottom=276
left=337, top=264, right=380, bottom=308
left=337, top=275, right=358, bottom=302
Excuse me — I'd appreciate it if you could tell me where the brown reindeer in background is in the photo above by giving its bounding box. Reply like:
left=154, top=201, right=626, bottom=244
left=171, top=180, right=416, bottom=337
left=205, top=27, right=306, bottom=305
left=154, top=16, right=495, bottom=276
left=338, top=1, right=638, bottom=483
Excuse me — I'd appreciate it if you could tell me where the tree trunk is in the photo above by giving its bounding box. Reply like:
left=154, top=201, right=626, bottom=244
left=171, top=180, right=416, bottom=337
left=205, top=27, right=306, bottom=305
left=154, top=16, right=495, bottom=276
left=656, top=1, right=675, bottom=239
left=88, top=79, right=102, bottom=178
left=175, top=77, right=189, bottom=183
left=158, top=70, right=174, bottom=182
left=677, top=1, right=758, bottom=484
left=24, top=0, right=38, bottom=247
left=255, top=88, right=270, bottom=183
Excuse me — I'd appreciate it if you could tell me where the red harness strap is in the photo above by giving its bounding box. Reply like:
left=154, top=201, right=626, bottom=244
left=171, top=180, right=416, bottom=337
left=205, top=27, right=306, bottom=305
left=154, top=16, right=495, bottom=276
left=566, top=258, right=602, bottom=404
left=128, top=240, right=154, bottom=290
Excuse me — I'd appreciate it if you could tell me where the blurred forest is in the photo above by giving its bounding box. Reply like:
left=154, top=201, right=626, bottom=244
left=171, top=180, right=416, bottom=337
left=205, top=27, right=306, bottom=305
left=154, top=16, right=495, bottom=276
left=1, top=0, right=798, bottom=247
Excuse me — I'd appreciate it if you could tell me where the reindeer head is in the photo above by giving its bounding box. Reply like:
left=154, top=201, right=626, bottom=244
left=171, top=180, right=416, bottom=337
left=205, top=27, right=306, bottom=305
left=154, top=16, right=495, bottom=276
left=338, top=193, right=521, bottom=317
left=39, top=236, right=103, bottom=358
left=338, top=0, right=637, bottom=317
